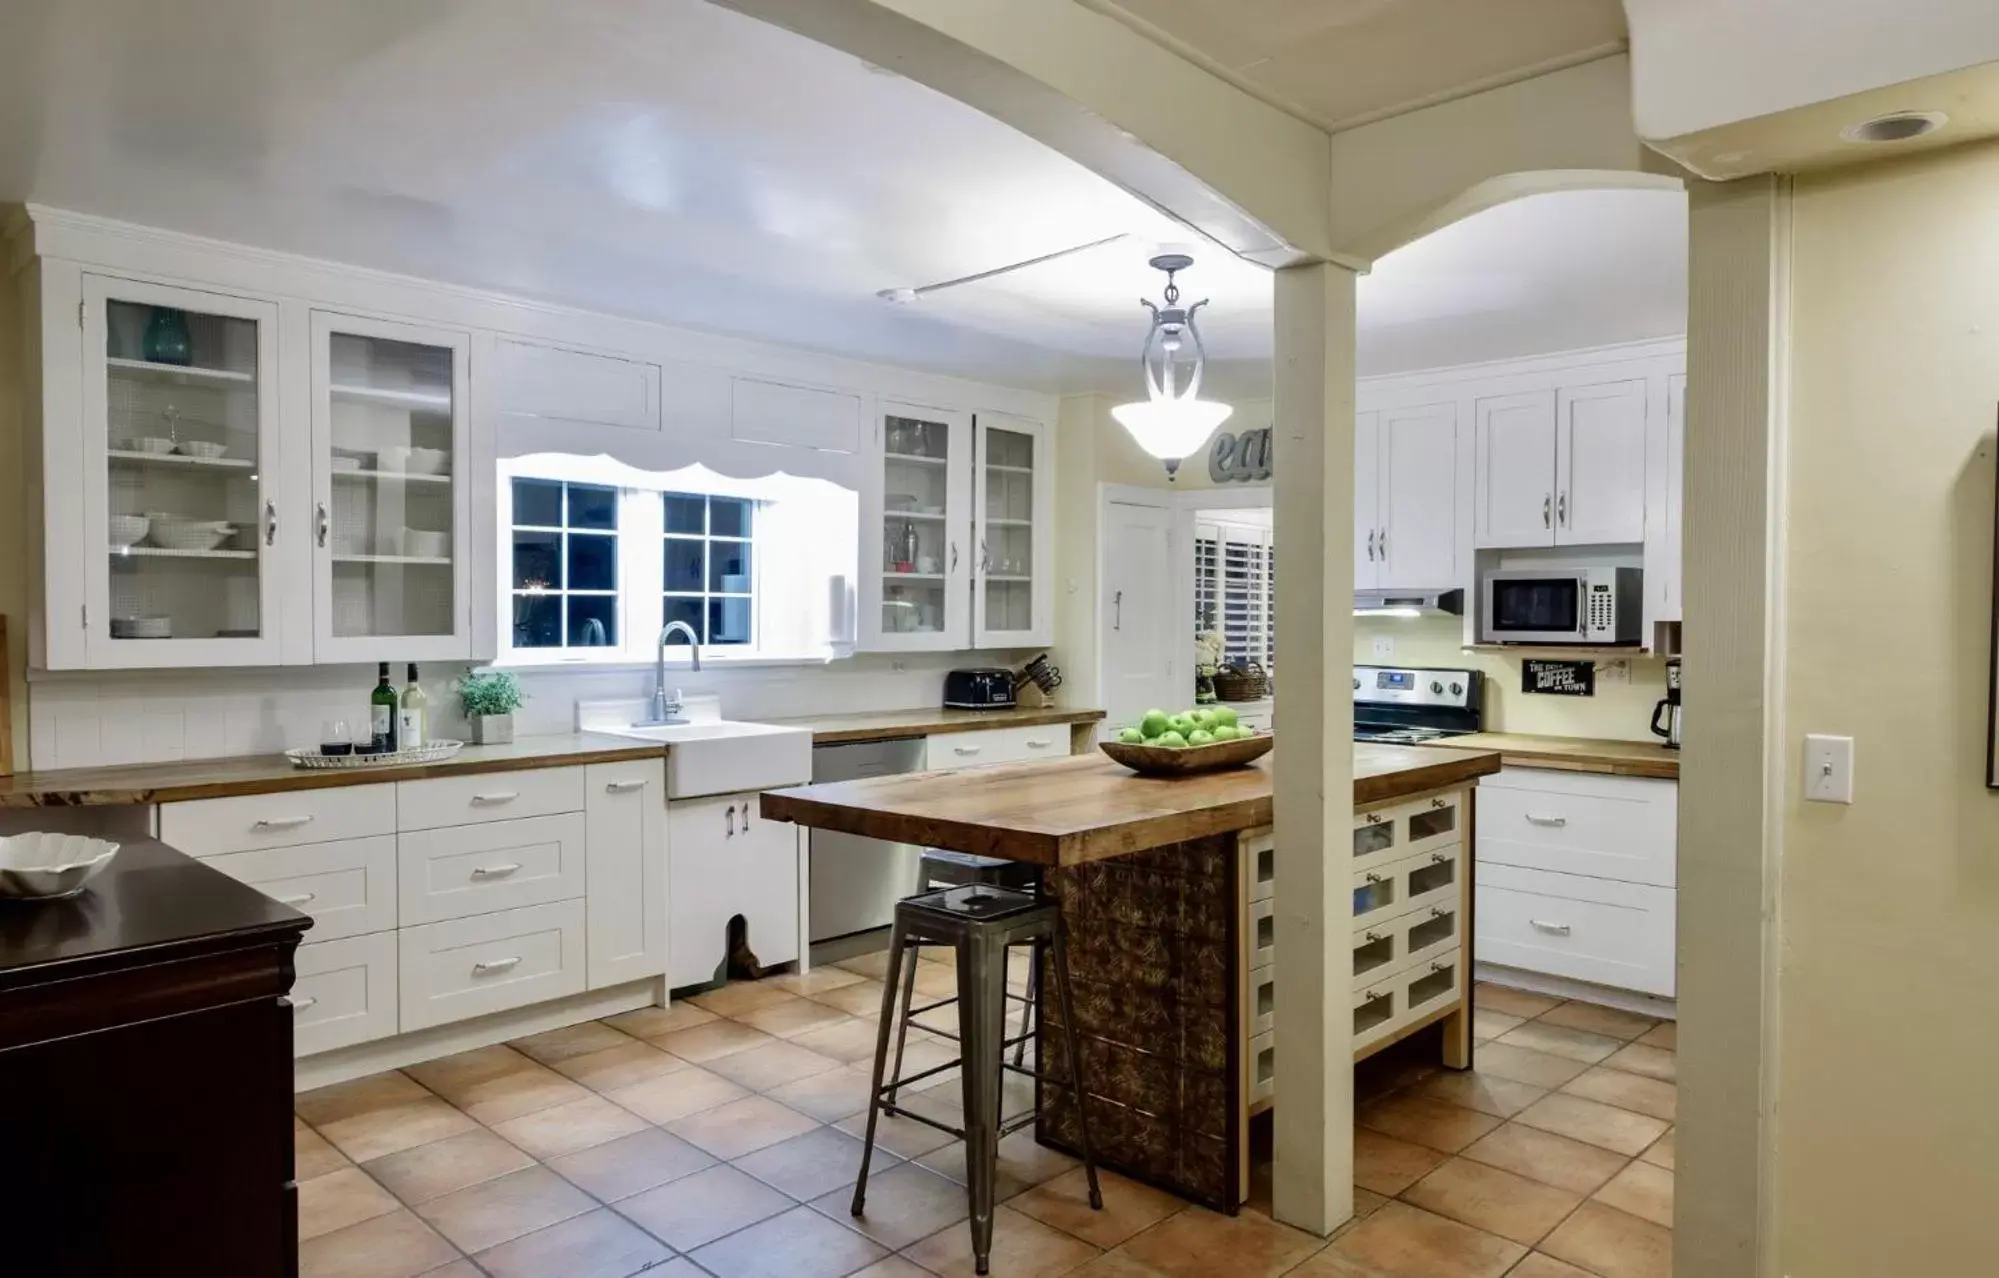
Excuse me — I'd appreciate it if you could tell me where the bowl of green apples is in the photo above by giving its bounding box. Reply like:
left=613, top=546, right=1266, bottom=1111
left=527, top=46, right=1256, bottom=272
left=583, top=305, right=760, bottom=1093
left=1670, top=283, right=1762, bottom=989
left=1099, top=706, right=1272, bottom=776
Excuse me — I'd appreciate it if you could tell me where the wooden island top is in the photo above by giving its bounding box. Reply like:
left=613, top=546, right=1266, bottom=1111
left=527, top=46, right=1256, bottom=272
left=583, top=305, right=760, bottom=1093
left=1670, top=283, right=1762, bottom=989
left=759, top=742, right=1501, bottom=866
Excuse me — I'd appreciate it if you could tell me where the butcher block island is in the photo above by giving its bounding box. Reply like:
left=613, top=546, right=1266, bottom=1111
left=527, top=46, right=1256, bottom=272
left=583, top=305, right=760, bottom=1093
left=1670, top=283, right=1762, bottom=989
left=761, top=742, right=1501, bottom=1212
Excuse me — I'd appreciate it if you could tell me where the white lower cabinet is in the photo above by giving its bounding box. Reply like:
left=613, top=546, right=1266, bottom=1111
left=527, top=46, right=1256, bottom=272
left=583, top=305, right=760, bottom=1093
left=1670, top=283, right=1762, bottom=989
left=922, top=725, right=1067, bottom=771
left=397, top=813, right=587, bottom=925
left=399, top=900, right=588, bottom=1031
left=668, top=791, right=800, bottom=989
left=292, top=932, right=399, bottom=1055
left=201, top=834, right=397, bottom=943
left=1476, top=863, right=1676, bottom=997
left=586, top=761, right=668, bottom=990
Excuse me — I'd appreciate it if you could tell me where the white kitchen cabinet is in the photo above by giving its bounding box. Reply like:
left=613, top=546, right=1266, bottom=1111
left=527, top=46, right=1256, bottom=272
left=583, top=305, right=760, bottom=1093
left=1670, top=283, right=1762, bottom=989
left=1474, top=379, right=1649, bottom=550
left=973, top=412, right=1053, bottom=646
left=1473, top=390, right=1559, bottom=549
left=864, top=403, right=973, bottom=652
left=71, top=275, right=286, bottom=669
left=667, top=791, right=801, bottom=989
left=1556, top=380, right=1648, bottom=544
left=309, top=311, right=474, bottom=663
left=1658, top=373, right=1686, bottom=623
left=731, top=377, right=863, bottom=452
left=1354, top=403, right=1458, bottom=590
left=492, top=336, right=660, bottom=432
left=585, top=760, right=668, bottom=989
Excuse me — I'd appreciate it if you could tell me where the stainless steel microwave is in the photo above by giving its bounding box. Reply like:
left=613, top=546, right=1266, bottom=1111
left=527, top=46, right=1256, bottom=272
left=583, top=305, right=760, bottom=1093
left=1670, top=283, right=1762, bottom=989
left=1480, top=567, right=1642, bottom=645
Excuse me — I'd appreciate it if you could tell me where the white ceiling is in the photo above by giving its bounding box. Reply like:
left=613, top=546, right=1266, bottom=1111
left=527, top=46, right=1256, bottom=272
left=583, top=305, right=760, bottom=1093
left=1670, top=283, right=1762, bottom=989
left=0, top=0, right=1683, bottom=396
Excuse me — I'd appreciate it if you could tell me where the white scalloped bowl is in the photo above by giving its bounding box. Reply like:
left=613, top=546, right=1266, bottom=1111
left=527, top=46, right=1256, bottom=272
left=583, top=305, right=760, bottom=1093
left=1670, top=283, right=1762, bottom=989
left=0, top=834, right=120, bottom=900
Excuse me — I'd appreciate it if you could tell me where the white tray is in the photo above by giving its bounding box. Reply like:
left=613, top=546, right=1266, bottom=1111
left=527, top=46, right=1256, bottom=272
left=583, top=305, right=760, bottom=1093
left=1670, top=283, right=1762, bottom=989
left=286, top=740, right=465, bottom=770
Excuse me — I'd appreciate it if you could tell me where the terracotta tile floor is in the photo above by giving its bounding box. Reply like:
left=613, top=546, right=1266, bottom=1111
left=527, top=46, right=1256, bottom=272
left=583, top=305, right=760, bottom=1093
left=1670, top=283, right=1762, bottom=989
left=297, top=967, right=1674, bottom=1278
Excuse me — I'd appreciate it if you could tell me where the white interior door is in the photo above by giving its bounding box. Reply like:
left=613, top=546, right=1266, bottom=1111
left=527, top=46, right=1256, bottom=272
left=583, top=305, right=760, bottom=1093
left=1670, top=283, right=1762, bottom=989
left=1474, top=390, right=1557, bottom=548
left=1380, top=402, right=1458, bottom=589
left=1353, top=410, right=1380, bottom=590
left=1101, top=497, right=1180, bottom=728
left=1556, top=379, right=1648, bottom=545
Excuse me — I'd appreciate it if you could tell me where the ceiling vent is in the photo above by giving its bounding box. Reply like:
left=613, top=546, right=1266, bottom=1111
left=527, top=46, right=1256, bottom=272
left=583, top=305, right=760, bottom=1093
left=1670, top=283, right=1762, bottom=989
left=1840, top=111, right=1947, bottom=144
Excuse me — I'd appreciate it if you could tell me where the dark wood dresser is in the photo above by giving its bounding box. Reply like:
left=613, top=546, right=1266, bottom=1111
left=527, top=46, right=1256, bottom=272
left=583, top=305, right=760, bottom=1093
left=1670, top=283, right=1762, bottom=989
left=0, top=837, right=310, bottom=1276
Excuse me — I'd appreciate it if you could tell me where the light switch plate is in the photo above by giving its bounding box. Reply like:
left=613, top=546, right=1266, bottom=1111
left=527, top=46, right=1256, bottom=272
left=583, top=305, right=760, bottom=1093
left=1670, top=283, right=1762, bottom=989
left=1371, top=636, right=1395, bottom=659
left=1803, top=734, right=1854, bottom=803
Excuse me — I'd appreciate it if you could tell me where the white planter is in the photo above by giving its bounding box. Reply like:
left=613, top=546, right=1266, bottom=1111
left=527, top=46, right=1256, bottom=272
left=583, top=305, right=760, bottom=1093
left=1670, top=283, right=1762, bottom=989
left=470, top=713, right=514, bottom=745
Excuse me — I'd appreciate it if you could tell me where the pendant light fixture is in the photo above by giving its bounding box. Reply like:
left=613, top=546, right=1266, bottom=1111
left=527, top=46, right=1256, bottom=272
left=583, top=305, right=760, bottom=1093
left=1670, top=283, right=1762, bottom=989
left=1111, top=253, right=1233, bottom=479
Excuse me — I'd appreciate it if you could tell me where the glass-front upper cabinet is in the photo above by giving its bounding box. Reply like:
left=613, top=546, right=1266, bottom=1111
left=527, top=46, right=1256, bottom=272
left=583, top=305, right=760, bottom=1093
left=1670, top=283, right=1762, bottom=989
left=867, top=403, right=971, bottom=651
left=973, top=412, right=1052, bottom=647
left=310, top=311, right=472, bottom=663
left=81, top=276, right=284, bottom=667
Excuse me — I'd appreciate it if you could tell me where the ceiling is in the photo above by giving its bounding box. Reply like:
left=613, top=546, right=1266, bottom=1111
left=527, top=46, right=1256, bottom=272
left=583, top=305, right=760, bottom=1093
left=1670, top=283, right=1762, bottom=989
left=0, top=0, right=1681, bottom=396
left=1090, top=0, right=1629, bottom=131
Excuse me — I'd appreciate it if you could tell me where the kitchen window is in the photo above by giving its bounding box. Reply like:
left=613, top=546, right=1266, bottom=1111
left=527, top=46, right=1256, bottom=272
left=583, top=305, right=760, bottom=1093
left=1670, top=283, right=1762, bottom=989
left=663, top=493, right=756, bottom=648
left=1194, top=516, right=1276, bottom=672
left=510, top=479, right=621, bottom=650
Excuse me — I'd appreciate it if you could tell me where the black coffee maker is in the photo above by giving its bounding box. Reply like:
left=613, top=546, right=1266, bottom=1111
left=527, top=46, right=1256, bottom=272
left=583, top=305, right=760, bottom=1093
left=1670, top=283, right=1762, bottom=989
left=1650, top=658, right=1682, bottom=749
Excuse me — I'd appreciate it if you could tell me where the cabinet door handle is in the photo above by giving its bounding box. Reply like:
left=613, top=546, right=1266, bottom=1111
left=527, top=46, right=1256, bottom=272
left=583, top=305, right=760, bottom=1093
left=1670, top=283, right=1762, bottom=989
left=1430, top=907, right=1449, bottom=920
left=954, top=745, right=982, bottom=756
left=472, top=956, right=522, bottom=975
left=471, top=862, right=522, bottom=879
left=726, top=805, right=736, bottom=837
left=979, top=538, right=990, bottom=573
left=316, top=502, right=329, bottom=548
left=265, top=500, right=279, bottom=547
left=949, top=541, right=958, bottom=573
left=1524, top=813, right=1568, bottom=827
left=1542, top=494, right=1552, bottom=528
left=1557, top=492, right=1568, bottom=526
left=1429, top=798, right=1448, bottom=810
left=1429, top=852, right=1449, bottom=865
left=1113, top=590, right=1122, bottom=630
left=1378, top=527, right=1387, bottom=560
left=282, top=994, right=317, bottom=1011
left=253, top=815, right=314, bottom=831
left=603, top=779, right=648, bottom=793
left=1026, top=738, right=1053, bottom=749
left=1530, top=919, right=1572, bottom=936
left=1363, top=930, right=1384, bottom=944
left=740, top=801, right=751, bottom=831
left=471, top=792, right=519, bottom=806
left=1430, top=961, right=1452, bottom=974
left=276, top=891, right=317, bottom=906
left=1363, top=872, right=1385, bottom=885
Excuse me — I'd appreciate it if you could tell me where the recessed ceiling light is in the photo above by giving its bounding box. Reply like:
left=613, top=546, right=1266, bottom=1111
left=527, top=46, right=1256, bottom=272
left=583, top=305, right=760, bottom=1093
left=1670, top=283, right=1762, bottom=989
left=1841, top=111, right=1947, bottom=144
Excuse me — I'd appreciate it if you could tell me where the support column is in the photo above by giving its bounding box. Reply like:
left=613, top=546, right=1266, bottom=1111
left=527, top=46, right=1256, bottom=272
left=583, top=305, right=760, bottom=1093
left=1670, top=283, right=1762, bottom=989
left=1270, top=262, right=1359, bottom=1236
left=1679, top=174, right=1788, bottom=1277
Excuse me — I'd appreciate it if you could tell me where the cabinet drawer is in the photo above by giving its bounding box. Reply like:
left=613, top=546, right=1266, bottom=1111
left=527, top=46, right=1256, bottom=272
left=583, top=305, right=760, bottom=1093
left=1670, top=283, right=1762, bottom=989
left=1246, top=832, right=1275, bottom=903
left=398, top=813, right=586, bottom=925
left=161, top=784, right=395, bottom=856
left=1401, top=948, right=1464, bottom=1025
left=1477, top=770, right=1676, bottom=887
left=1352, top=790, right=1464, bottom=876
left=398, top=900, right=587, bottom=1031
left=924, top=725, right=1067, bottom=771
left=1352, top=901, right=1464, bottom=989
left=1248, top=1029, right=1275, bottom=1107
left=1246, top=896, right=1275, bottom=969
left=1354, top=972, right=1401, bottom=1050
left=201, top=836, right=396, bottom=942
left=1247, top=964, right=1274, bottom=1038
left=1477, top=863, right=1676, bottom=996
left=1354, top=844, right=1462, bottom=932
left=292, top=932, right=398, bottom=1056
left=397, top=767, right=585, bottom=832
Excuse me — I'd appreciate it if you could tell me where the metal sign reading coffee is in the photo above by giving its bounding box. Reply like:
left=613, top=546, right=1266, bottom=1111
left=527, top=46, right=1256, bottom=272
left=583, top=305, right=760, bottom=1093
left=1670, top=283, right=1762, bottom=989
left=1523, top=659, right=1595, bottom=697
left=1208, top=428, right=1273, bottom=483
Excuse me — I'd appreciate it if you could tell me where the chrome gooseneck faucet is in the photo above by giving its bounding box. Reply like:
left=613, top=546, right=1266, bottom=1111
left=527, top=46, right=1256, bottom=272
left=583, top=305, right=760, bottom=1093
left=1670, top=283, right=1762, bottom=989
left=637, top=620, right=702, bottom=726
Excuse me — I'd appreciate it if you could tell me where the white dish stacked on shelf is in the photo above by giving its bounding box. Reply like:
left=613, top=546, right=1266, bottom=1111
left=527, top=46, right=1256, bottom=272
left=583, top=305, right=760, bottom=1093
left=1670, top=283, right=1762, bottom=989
left=109, top=616, right=172, bottom=639
left=109, top=514, right=149, bottom=548
left=148, top=516, right=237, bottom=551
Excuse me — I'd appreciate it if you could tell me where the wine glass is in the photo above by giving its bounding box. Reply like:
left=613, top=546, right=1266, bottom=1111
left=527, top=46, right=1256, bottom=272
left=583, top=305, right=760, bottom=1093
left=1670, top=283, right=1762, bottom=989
left=319, top=719, right=353, bottom=757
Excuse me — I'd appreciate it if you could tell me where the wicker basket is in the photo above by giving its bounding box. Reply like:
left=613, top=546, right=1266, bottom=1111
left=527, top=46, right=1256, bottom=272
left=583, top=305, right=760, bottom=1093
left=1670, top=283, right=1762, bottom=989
left=1212, top=662, right=1270, bottom=702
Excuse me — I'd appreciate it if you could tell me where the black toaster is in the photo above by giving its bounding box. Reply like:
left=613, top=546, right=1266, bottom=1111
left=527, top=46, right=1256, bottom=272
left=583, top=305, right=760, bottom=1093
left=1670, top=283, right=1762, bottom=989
left=944, top=668, right=1016, bottom=709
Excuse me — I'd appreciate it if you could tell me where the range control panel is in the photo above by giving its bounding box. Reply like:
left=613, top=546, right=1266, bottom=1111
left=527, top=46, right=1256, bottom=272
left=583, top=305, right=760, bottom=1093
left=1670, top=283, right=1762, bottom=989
left=1352, top=665, right=1478, bottom=710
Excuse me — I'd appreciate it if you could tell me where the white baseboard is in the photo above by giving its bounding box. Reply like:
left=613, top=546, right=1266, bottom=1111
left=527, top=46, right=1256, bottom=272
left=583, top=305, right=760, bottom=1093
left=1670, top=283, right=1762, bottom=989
left=1476, top=963, right=1677, bottom=1021
left=294, top=979, right=664, bottom=1093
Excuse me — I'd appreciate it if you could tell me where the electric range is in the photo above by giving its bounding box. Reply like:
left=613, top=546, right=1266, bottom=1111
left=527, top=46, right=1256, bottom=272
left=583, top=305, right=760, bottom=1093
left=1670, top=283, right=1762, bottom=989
left=1353, top=664, right=1483, bottom=744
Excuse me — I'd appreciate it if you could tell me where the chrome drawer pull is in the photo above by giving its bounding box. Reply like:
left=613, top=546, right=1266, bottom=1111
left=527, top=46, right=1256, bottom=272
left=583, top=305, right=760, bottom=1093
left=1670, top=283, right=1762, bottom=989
left=471, top=863, right=522, bottom=879
left=1429, top=797, right=1448, bottom=809
left=471, top=792, right=519, bottom=806
left=1363, top=931, right=1384, bottom=944
left=603, top=779, right=648, bottom=793
left=1026, top=739, right=1053, bottom=748
left=1429, top=908, right=1449, bottom=919
left=253, top=815, right=314, bottom=830
left=954, top=745, right=982, bottom=755
left=1363, top=872, right=1385, bottom=884
left=282, top=994, right=317, bottom=1011
left=1530, top=919, right=1573, bottom=936
left=1429, top=853, right=1448, bottom=865
left=1525, top=813, right=1568, bottom=827
left=1363, top=812, right=1384, bottom=825
left=473, top=956, right=522, bottom=975
left=276, top=891, right=317, bottom=906
left=1430, top=961, right=1451, bottom=973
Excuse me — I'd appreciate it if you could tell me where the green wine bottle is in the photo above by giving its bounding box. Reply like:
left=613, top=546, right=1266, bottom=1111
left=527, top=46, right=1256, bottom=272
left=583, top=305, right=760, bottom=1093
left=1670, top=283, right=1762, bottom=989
left=370, top=662, right=400, bottom=753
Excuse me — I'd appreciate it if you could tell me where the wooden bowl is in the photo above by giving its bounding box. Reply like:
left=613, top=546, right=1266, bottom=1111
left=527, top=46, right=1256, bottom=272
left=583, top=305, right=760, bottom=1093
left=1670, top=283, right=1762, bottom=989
left=1100, top=732, right=1273, bottom=776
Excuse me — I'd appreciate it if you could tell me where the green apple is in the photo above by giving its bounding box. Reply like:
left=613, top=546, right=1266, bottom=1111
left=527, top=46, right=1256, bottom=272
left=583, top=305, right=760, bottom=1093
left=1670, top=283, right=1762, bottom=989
left=1187, top=728, right=1215, bottom=746
left=1189, top=708, right=1217, bottom=727
left=1167, top=714, right=1196, bottom=736
left=1155, top=730, right=1188, bottom=749
left=1208, top=724, right=1238, bottom=742
left=1209, top=706, right=1239, bottom=729
left=1117, top=726, right=1145, bottom=744
left=1139, top=709, right=1171, bottom=739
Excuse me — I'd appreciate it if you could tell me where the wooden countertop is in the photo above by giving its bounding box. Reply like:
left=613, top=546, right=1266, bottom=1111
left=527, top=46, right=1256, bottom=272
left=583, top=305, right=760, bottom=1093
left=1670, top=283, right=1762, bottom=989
left=764, top=705, right=1106, bottom=745
left=0, top=732, right=665, bottom=808
left=760, top=742, right=1500, bottom=866
left=1433, top=732, right=1679, bottom=780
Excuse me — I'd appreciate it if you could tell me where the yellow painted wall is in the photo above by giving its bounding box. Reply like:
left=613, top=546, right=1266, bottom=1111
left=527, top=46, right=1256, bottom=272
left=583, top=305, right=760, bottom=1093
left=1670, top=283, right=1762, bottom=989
left=1777, top=137, right=1999, bottom=1272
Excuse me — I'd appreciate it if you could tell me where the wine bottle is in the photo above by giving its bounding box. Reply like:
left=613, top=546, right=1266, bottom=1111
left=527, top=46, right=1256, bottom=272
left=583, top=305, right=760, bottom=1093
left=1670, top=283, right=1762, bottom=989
left=370, top=662, right=399, bottom=753
left=400, top=663, right=428, bottom=751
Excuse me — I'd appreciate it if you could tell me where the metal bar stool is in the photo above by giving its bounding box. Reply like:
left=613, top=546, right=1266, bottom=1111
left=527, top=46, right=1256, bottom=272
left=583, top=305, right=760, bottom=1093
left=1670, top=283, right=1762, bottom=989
left=853, top=884, right=1101, bottom=1276
left=905, top=850, right=1042, bottom=1079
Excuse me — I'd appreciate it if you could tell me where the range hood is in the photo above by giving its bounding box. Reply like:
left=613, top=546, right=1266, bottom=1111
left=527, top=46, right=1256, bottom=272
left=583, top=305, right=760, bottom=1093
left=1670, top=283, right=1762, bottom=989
left=1354, top=587, right=1464, bottom=618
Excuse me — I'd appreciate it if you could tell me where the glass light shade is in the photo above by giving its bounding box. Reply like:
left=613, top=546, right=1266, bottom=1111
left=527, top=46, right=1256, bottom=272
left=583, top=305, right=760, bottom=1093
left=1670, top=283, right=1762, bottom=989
left=1110, top=397, right=1233, bottom=462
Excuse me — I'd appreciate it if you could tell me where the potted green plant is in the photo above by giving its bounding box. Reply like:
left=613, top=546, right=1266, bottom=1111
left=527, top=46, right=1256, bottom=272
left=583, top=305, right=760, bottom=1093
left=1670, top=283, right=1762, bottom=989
left=456, top=670, right=525, bottom=745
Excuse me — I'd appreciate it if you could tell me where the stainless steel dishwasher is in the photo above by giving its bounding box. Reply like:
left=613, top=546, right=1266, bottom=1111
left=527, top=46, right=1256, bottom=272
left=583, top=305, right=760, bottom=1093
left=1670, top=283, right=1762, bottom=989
left=807, top=738, right=927, bottom=942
